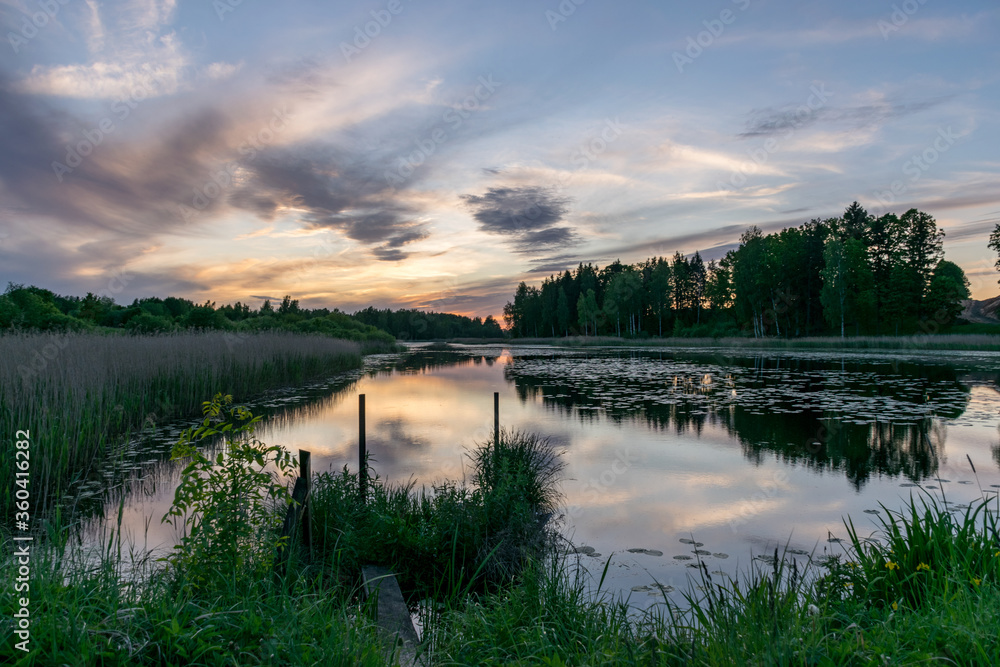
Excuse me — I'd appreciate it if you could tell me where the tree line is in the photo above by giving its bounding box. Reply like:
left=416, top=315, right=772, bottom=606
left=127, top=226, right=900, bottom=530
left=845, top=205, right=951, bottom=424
left=503, top=203, right=972, bottom=338
left=0, top=284, right=505, bottom=343
left=352, top=307, right=503, bottom=340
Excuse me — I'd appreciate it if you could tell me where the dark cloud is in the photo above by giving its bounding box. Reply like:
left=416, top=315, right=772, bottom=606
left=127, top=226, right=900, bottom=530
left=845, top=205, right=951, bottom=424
left=461, top=185, right=579, bottom=253
left=529, top=253, right=590, bottom=274
left=229, top=148, right=428, bottom=260
left=740, top=98, right=948, bottom=138
left=0, top=72, right=429, bottom=261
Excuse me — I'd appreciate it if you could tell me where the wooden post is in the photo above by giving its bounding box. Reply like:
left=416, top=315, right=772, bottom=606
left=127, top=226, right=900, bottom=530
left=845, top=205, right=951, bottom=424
left=494, top=391, right=500, bottom=452
left=359, top=393, right=367, bottom=504
left=299, top=449, right=311, bottom=557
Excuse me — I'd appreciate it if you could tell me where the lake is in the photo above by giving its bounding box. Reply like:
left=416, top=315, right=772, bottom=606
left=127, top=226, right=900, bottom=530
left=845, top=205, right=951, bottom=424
left=82, top=343, right=1000, bottom=608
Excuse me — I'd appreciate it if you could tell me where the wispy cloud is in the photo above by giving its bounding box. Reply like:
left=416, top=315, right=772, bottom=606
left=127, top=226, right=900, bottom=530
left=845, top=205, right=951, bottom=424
left=461, top=185, right=579, bottom=254
left=740, top=98, right=948, bottom=138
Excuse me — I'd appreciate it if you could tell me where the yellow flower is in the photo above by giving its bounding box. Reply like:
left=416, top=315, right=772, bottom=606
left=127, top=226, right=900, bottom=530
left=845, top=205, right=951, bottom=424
left=916, top=563, right=930, bottom=572
left=885, top=561, right=898, bottom=571
left=891, top=602, right=898, bottom=611
left=972, top=578, right=981, bottom=587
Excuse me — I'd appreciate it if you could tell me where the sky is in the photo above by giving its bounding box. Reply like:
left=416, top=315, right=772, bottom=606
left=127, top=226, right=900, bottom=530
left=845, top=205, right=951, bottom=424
left=1, top=0, right=999, bottom=318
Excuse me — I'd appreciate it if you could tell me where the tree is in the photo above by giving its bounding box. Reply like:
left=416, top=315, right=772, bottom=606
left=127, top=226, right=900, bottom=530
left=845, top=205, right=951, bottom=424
left=821, top=238, right=848, bottom=338
left=689, top=251, right=706, bottom=324
left=924, top=260, right=971, bottom=328
left=576, top=289, right=599, bottom=336
left=883, top=262, right=921, bottom=333
left=278, top=295, right=300, bottom=315
left=868, top=213, right=904, bottom=333
left=899, top=208, right=944, bottom=318
left=648, top=257, right=672, bottom=336
left=821, top=237, right=874, bottom=337
left=731, top=227, right=768, bottom=336
left=705, top=257, right=734, bottom=314
left=556, top=287, right=570, bottom=337
left=989, top=223, right=1000, bottom=286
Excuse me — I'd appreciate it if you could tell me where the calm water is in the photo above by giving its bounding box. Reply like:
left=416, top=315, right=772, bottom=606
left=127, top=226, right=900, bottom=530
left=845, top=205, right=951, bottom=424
left=85, top=343, right=1000, bottom=607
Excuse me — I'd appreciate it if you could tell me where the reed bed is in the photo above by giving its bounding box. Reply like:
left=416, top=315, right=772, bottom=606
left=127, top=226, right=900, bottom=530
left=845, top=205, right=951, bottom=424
left=0, top=331, right=361, bottom=518
left=513, top=333, right=1000, bottom=352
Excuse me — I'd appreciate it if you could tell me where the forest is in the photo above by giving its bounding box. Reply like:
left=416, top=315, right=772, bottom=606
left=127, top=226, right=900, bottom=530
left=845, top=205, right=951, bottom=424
left=0, top=286, right=501, bottom=341
left=503, top=203, right=974, bottom=339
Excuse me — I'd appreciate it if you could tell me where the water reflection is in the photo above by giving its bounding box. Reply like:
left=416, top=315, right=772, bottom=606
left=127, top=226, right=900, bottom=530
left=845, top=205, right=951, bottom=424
left=505, top=350, right=972, bottom=488
left=76, top=344, right=1000, bottom=607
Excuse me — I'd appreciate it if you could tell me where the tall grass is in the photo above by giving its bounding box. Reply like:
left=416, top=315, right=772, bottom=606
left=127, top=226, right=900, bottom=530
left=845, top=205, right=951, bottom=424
left=0, top=518, right=388, bottom=666
left=308, top=428, right=564, bottom=601
left=427, top=486, right=1000, bottom=664
left=0, top=331, right=361, bottom=519
left=509, top=333, right=1000, bottom=351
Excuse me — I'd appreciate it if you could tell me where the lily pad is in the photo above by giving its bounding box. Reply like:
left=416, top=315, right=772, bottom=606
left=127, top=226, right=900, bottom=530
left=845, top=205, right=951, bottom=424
left=627, top=548, right=663, bottom=557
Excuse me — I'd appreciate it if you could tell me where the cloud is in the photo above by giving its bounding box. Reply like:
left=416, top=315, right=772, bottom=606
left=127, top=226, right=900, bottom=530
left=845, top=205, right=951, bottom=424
left=0, top=64, right=432, bottom=262
left=461, top=185, right=579, bottom=253
left=740, top=98, right=948, bottom=138
left=16, top=0, right=193, bottom=99
left=230, top=148, right=430, bottom=261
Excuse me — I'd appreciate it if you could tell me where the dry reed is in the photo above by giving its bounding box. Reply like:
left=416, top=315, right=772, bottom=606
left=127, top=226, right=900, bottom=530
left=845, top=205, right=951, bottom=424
left=0, top=331, right=361, bottom=517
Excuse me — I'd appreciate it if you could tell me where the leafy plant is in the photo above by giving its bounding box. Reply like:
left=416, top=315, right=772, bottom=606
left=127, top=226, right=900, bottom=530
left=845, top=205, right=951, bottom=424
left=823, top=490, right=1000, bottom=610
left=162, top=393, right=298, bottom=588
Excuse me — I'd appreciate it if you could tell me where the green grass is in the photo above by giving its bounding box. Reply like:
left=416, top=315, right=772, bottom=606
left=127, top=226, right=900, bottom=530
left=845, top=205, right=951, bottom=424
left=6, top=405, right=999, bottom=665
left=426, top=485, right=1000, bottom=665
left=0, top=331, right=362, bottom=519
left=504, top=333, right=1000, bottom=352
left=309, top=428, right=565, bottom=601
left=1, top=422, right=566, bottom=666
left=0, top=523, right=389, bottom=666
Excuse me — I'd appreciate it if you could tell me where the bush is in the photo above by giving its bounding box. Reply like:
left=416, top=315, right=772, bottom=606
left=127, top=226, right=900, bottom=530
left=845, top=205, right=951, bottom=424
left=163, top=393, right=298, bottom=589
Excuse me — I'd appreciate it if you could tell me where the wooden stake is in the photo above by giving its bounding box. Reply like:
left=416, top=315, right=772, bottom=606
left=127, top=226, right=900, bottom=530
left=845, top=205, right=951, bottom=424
left=359, top=393, right=367, bottom=504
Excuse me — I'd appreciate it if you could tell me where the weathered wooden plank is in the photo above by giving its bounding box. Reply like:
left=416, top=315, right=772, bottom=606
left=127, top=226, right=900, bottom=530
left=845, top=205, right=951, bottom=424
left=275, top=476, right=310, bottom=570
left=361, top=565, right=420, bottom=659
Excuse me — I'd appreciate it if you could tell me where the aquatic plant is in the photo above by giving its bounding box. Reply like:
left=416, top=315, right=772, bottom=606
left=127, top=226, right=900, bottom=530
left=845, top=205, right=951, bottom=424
left=0, top=331, right=361, bottom=519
